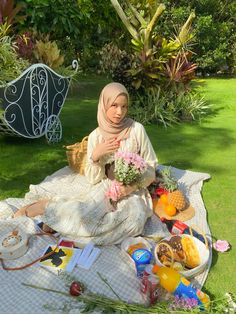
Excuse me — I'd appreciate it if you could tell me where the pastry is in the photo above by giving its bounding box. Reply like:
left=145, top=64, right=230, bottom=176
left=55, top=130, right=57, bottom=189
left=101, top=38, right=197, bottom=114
left=181, top=236, right=200, bottom=268
left=157, top=236, right=185, bottom=263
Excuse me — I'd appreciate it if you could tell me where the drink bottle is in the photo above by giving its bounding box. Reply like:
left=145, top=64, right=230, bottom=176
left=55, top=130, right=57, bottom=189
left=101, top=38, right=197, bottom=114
left=152, top=264, right=210, bottom=309
left=141, top=264, right=160, bottom=305
left=160, top=217, right=206, bottom=244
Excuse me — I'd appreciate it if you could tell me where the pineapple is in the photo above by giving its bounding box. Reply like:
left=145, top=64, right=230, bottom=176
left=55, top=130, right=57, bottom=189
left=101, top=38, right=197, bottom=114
left=168, top=190, right=186, bottom=211
left=158, top=167, right=186, bottom=211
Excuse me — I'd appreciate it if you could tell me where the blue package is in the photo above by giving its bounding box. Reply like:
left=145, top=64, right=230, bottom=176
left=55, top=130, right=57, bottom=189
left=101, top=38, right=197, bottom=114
left=131, top=248, right=153, bottom=278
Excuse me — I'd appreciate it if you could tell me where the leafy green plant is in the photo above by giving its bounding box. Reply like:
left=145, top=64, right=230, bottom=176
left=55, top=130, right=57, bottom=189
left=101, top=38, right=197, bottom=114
left=164, top=51, right=198, bottom=92
left=98, top=42, right=135, bottom=91
left=149, top=0, right=236, bottom=74
left=129, top=86, right=210, bottom=126
left=110, top=0, right=198, bottom=98
left=17, top=0, right=123, bottom=72
left=98, top=42, right=128, bottom=77
left=175, top=92, right=210, bottom=121
left=0, top=32, right=29, bottom=85
left=33, top=37, right=64, bottom=70
left=129, top=88, right=178, bottom=127
left=0, top=21, right=11, bottom=37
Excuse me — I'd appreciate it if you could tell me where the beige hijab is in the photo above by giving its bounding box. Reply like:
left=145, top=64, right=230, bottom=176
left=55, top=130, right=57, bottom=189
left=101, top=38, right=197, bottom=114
left=97, top=82, right=134, bottom=140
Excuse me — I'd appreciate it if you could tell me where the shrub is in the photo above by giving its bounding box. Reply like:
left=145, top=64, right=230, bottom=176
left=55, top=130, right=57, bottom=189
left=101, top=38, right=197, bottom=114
left=0, top=24, right=29, bottom=85
left=129, top=88, right=210, bottom=126
left=33, top=37, right=64, bottom=70
left=15, top=31, right=35, bottom=62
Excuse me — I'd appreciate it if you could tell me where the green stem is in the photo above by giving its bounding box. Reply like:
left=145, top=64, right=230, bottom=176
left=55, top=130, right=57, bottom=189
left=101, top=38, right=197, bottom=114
left=97, top=271, right=122, bottom=300
left=22, top=283, right=71, bottom=297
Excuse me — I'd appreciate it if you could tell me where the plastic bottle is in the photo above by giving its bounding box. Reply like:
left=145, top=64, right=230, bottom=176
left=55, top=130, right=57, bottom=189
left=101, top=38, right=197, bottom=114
left=160, top=217, right=206, bottom=244
left=152, top=264, right=210, bottom=309
left=140, top=264, right=160, bottom=305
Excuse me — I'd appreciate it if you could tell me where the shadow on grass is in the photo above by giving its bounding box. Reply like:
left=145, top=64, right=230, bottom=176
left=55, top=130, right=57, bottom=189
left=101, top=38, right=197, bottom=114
left=0, top=136, right=66, bottom=198
left=146, top=122, right=235, bottom=175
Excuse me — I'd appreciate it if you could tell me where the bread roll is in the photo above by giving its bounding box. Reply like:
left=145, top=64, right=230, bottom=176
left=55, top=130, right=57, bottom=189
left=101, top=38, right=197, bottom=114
left=181, top=236, right=200, bottom=269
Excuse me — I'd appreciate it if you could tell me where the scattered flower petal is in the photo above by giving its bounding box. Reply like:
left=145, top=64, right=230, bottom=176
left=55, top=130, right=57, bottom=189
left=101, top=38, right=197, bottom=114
left=213, top=240, right=231, bottom=252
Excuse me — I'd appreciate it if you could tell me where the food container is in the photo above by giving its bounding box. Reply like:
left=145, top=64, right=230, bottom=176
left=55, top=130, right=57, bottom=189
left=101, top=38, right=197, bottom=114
left=131, top=248, right=153, bottom=278
left=121, top=236, right=152, bottom=253
left=154, top=234, right=210, bottom=278
left=0, top=227, right=28, bottom=260
left=121, top=237, right=153, bottom=277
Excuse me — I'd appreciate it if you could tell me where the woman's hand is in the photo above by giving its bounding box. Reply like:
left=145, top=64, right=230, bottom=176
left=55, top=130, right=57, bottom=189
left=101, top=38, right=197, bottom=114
left=92, top=138, right=120, bottom=162
left=118, top=183, right=138, bottom=199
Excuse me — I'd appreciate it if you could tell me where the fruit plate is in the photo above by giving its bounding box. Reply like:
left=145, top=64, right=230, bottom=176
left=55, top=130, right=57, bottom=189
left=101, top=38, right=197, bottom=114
left=154, top=202, right=195, bottom=222
left=154, top=234, right=210, bottom=278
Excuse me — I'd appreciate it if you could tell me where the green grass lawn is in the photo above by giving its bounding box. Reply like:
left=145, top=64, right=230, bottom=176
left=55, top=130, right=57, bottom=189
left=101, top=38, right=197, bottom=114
left=147, top=78, right=236, bottom=298
left=0, top=77, right=235, bottom=300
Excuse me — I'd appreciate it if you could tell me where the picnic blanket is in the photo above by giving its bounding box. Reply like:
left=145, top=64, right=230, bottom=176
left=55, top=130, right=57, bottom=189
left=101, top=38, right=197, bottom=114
left=0, top=166, right=211, bottom=314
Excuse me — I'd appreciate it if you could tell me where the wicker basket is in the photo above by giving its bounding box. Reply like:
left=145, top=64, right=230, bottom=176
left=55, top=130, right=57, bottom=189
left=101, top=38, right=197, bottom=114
left=65, top=136, right=88, bottom=175
left=154, top=234, right=209, bottom=278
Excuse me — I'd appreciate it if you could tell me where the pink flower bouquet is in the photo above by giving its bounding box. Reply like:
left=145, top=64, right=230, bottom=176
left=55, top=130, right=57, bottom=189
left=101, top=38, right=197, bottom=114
left=105, top=152, right=147, bottom=202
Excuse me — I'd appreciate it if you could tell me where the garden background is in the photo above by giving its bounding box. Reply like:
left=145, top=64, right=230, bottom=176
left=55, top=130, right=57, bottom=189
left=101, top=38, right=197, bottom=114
left=0, top=0, right=236, bottom=311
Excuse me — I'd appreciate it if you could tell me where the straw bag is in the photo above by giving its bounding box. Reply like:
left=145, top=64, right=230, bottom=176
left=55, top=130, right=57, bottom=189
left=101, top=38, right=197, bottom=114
left=65, top=136, right=88, bottom=175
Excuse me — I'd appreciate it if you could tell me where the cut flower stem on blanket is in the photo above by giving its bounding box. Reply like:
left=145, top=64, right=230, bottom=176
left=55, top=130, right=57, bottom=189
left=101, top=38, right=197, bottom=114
left=21, top=282, right=236, bottom=313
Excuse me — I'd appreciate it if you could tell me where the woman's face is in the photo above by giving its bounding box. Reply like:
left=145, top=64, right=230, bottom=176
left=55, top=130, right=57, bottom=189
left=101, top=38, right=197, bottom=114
left=106, top=94, right=128, bottom=124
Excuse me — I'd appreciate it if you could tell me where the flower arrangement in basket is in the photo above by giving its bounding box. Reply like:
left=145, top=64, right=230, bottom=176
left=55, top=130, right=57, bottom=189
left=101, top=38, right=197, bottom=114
left=105, top=151, right=147, bottom=202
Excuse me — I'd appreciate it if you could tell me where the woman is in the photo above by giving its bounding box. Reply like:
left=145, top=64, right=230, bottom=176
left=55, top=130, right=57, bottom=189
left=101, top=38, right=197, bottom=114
left=14, top=82, right=158, bottom=245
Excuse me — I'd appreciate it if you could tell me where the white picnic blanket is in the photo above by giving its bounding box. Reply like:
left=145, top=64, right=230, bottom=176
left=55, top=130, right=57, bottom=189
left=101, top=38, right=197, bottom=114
left=0, top=166, right=212, bottom=314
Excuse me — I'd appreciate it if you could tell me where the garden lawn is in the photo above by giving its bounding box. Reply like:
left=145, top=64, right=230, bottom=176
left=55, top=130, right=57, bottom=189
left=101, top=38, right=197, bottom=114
left=0, top=76, right=235, bottom=300
left=146, top=78, right=236, bottom=299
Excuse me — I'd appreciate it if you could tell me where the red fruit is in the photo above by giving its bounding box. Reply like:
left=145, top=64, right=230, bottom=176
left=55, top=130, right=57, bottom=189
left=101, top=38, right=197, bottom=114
left=155, top=188, right=168, bottom=196
left=69, top=281, right=84, bottom=296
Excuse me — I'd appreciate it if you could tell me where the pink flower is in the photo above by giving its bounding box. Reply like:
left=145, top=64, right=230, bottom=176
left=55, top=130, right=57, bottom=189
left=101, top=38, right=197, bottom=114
left=106, top=152, right=147, bottom=202
left=213, top=240, right=231, bottom=252
left=105, top=180, right=121, bottom=201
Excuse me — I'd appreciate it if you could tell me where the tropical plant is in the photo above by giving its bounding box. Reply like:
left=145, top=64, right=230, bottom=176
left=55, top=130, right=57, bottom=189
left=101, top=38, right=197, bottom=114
left=16, top=0, right=123, bottom=71
left=97, top=42, right=128, bottom=77
left=15, top=31, right=35, bottom=62
left=109, top=0, right=206, bottom=125
left=176, top=92, right=210, bottom=121
left=0, top=0, right=24, bottom=28
left=0, top=21, right=11, bottom=37
left=110, top=0, right=196, bottom=92
left=0, top=28, right=29, bottom=85
left=148, top=0, right=236, bottom=74
left=129, top=88, right=209, bottom=126
left=33, top=37, right=64, bottom=70
left=164, top=51, right=198, bottom=92
left=129, top=88, right=178, bottom=127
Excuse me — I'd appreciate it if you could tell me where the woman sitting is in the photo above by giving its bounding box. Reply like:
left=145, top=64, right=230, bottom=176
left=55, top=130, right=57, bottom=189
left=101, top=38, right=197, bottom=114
left=14, top=82, right=158, bottom=245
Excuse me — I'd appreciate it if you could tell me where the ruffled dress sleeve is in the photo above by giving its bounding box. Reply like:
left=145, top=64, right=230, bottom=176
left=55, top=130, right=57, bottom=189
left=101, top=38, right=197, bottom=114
left=84, top=129, right=106, bottom=184
left=134, top=122, right=158, bottom=188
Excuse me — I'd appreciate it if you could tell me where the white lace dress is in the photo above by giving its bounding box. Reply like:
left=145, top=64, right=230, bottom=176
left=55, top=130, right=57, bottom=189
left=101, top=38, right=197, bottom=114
left=36, top=122, right=158, bottom=245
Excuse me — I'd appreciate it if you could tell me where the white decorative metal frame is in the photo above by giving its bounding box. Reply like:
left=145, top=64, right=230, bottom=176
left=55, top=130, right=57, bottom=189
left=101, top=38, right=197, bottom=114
left=0, top=60, right=78, bottom=143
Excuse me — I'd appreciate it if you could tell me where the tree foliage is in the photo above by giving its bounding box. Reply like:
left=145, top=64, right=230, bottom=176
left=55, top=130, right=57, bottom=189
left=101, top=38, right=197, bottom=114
left=150, top=0, right=236, bottom=74
left=15, top=0, right=123, bottom=68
